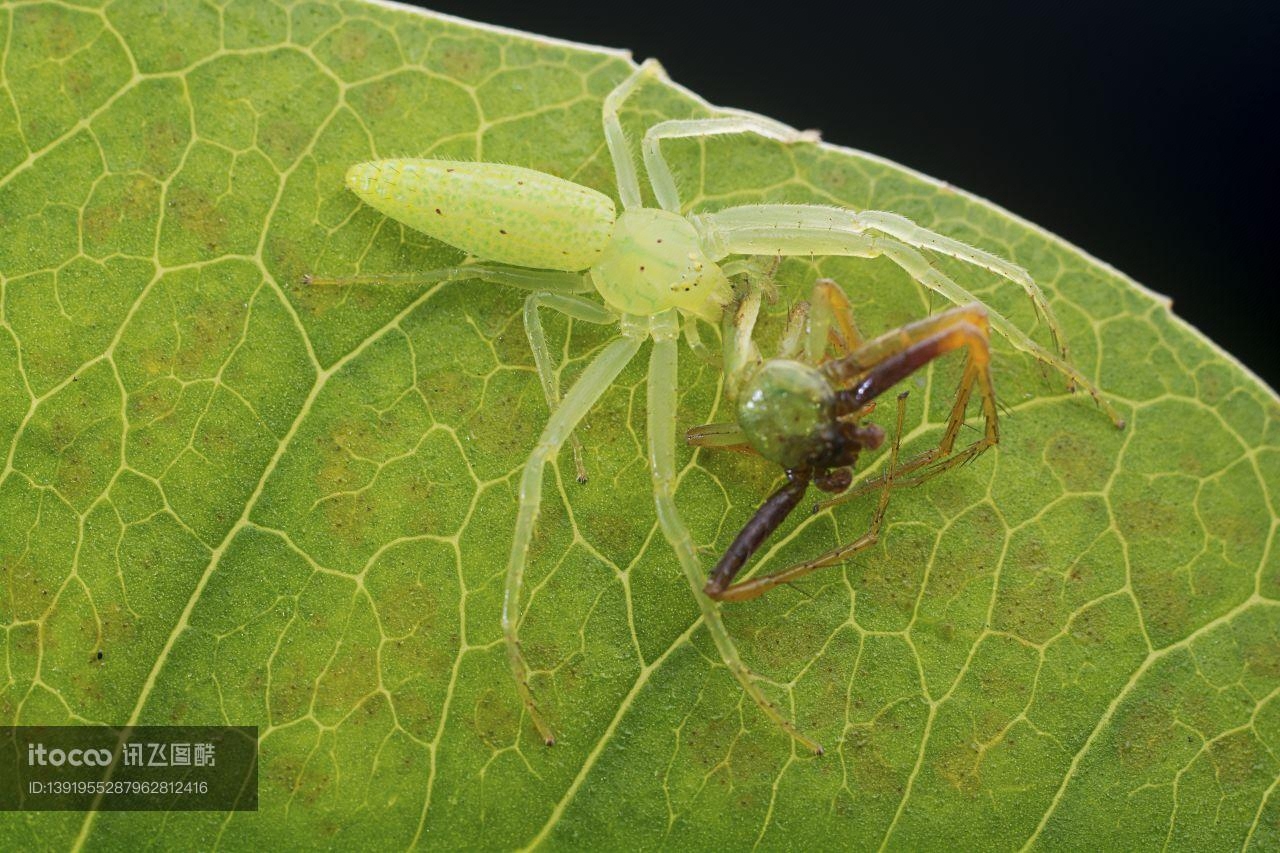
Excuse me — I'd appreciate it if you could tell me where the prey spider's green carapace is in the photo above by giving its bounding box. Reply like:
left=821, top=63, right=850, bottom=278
left=314, top=59, right=1124, bottom=755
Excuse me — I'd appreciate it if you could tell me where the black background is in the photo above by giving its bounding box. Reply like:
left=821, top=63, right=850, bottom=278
left=412, top=0, right=1278, bottom=389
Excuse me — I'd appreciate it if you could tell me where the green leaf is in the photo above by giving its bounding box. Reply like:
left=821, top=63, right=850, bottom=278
left=1, top=1, right=1277, bottom=850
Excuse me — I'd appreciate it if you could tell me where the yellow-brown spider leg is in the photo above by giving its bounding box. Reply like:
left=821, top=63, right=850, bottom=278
left=807, top=278, right=864, bottom=360
left=812, top=279, right=880, bottom=420
left=776, top=278, right=867, bottom=363
left=706, top=391, right=909, bottom=602
left=685, top=421, right=755, bottom=456
left=818, top=304, right=999, bottom=511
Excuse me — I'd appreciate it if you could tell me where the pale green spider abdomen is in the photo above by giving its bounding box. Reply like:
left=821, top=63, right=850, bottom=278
left=345, top=159, right=616, bottom=271
left=737, top=359, right=839, bottom=470
left=589, top=208, right=732, bottom=322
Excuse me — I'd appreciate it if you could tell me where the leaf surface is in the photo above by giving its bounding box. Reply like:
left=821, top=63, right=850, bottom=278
left=1, top=1, right=1277, bottom=850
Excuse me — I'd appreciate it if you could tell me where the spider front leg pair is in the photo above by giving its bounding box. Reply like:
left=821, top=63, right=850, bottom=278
left=689, top=206, right=1126, bottom=430
left=688, top=278, right=999, bottom=602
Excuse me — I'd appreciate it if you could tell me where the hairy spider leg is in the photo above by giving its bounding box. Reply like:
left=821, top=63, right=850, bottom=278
left=707, top=391, right=910, bottom=602
left=600, top=59, right=666, bottom=210
left=642, top=116, right=819, bottom=213
left=855, top=209, right=1065, bottom=360
left=814, top=303, right=1000, bottom=509
left=701, top=204, right=1065, bottom=359
left=504, top=322, right=646, bottom=744
left=646, top=311, right=825, bottom=754
left=871, top=240, right=1122, bottom=426
left=524, top=293, right=616, bottom=482
left=606, top=60, right=821, bottom=214
left=693, top=205, right=1125, bottom=427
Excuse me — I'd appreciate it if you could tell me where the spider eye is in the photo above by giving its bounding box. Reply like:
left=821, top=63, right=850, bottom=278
left=737, top=360, right=838, bottom=469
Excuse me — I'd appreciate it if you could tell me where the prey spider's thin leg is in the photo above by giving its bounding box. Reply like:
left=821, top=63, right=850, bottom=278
left=685, top=421, right=753, bottom=456
left=694, top=206, right=1124, bottom=427
left=642, top=116, right=819, bottom=212
left=872, top=238, right=1123, bottom=426
left=816, top=304, right=1000, bottom=512
left=646, top=310, right=824, bottom=755
left=708, top=392, right=910, bottom=602
left=602, top=59, right=667, bottom=211
left=524, top=293, right=618, bottom=484
left=304, top=263, right=591, bottom=293
left=805, top=277, right=865, bottom=361
left=505, top=330, right=645, bottom=745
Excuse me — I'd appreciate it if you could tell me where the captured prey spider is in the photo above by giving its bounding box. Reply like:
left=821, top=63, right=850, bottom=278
left=688, top=278, right=999, bottom=607
left=312, top=58, right=1124, bottom=754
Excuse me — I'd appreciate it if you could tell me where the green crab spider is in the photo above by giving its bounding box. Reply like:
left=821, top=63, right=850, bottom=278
left=313, top=58, right=1122, bottom=755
